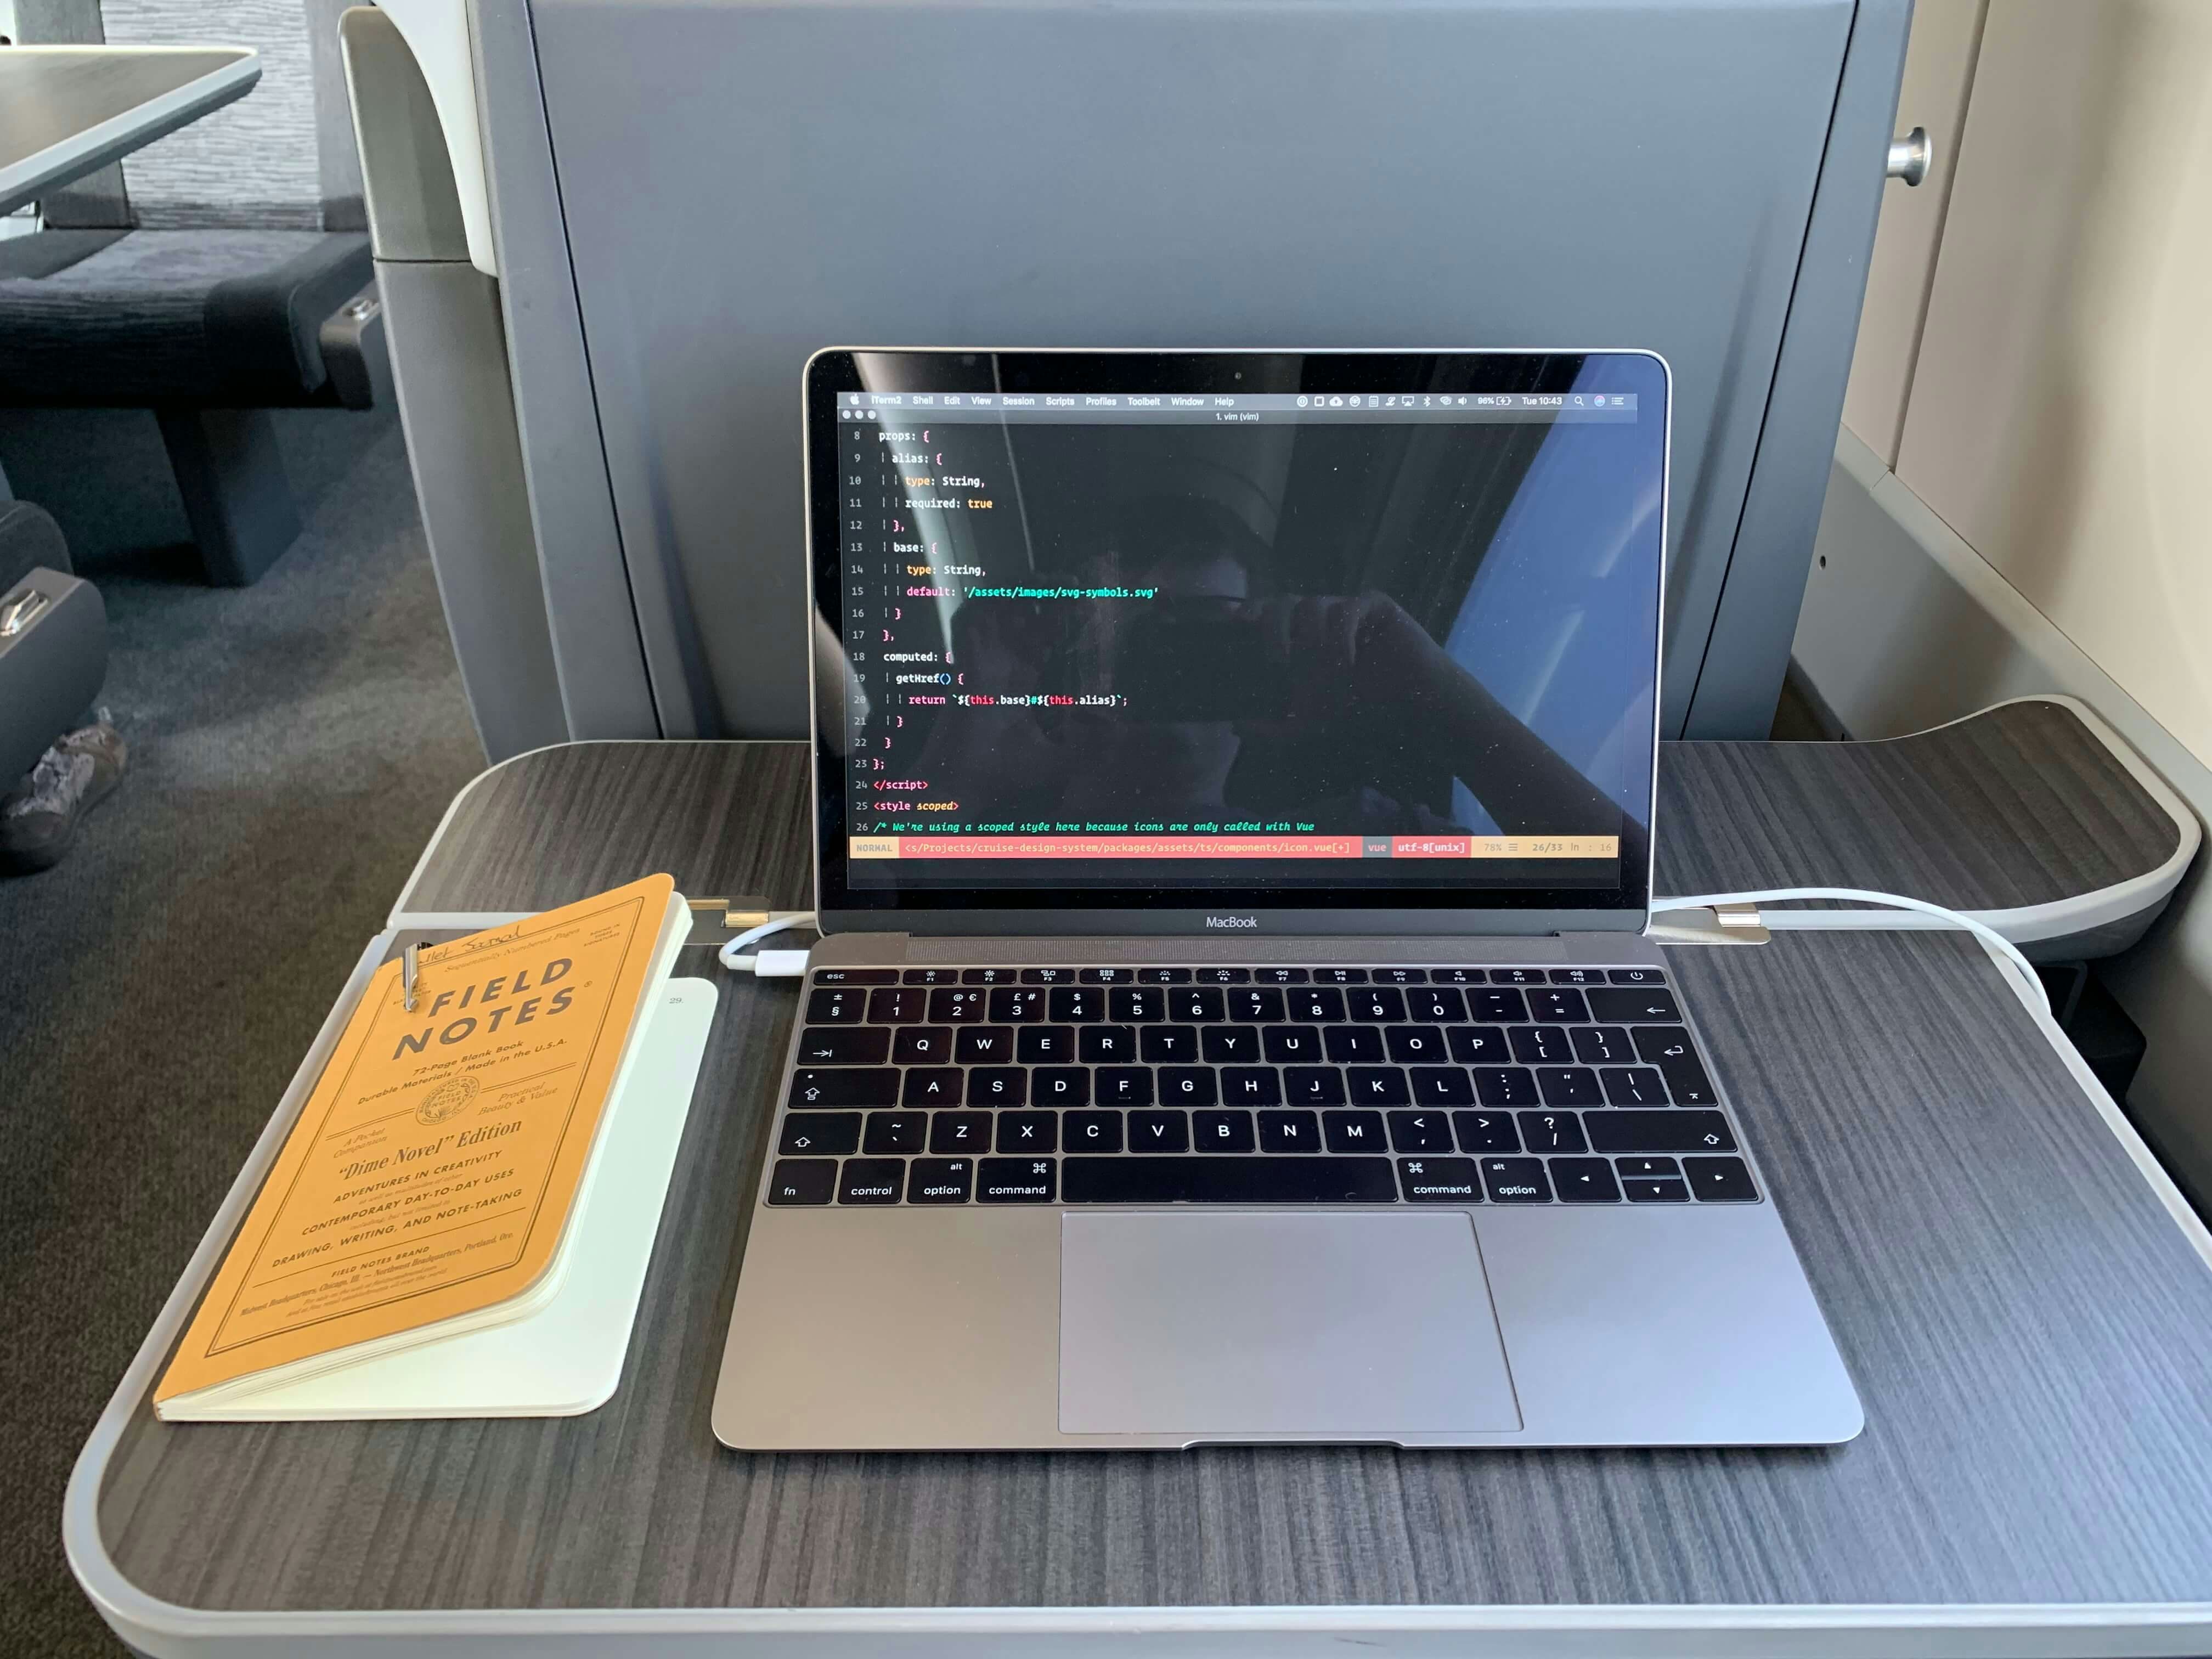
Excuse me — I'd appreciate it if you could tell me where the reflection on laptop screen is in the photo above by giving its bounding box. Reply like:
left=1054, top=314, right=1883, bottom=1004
left=813, top=351, right=1667, bottom=913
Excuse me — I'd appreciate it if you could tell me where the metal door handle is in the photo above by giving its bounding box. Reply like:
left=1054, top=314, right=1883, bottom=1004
left=1887, top=126, right=1931, bottom=186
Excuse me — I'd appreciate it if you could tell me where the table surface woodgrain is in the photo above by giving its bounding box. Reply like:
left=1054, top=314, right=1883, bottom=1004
left=84, top=721, right=2212, bottom=1628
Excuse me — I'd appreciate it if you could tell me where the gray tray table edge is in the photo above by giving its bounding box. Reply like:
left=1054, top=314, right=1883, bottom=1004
left=65, top=699, right=2212, bottom=1656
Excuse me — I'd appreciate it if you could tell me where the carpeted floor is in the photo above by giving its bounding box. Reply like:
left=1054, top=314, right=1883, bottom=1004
left=0, top=406, right=482, bottom=1655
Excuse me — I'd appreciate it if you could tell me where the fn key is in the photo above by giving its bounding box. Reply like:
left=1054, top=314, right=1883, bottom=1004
left=767, top=1158, right=836, bottom=1205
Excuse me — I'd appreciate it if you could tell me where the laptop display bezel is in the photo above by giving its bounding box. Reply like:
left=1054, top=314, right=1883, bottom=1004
left=804, top=347, right=1667, bottom=937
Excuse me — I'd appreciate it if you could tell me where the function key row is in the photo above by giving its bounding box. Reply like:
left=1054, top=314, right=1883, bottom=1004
left=807, top=984, right=1685, bottom=1029
left=810, top=966, right=1669, bottom=988
left=767, top=1152, right=1757, bottom=1206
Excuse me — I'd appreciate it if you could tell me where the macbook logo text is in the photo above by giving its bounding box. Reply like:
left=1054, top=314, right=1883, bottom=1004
left=1204, top=916, right=1259, bottom=929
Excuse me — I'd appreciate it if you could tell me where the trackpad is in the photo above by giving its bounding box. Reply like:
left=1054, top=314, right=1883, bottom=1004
left=1059, top=1212, right=1521, bottom=1436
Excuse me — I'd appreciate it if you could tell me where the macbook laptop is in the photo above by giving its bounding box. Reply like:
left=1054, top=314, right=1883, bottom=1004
left=711, top=348, right=1863, bottom=1449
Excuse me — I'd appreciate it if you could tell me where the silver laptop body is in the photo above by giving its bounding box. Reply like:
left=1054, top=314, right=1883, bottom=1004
left=712, top=349, right=1862, bottom=1449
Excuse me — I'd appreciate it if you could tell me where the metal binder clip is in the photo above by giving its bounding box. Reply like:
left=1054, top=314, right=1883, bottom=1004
left=403, top=941, right=420, bottom=1012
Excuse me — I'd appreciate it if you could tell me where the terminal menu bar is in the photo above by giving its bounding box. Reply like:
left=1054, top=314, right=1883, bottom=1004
left=837, top=390, right=1638, bottom=426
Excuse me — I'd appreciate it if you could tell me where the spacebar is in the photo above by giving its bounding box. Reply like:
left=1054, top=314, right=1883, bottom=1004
left=1061, top=1156, right=1397, bottom=1204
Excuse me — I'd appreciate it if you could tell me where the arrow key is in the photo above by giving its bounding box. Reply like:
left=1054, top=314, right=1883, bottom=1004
left=1548, top=1156, right=1621, bottom=1203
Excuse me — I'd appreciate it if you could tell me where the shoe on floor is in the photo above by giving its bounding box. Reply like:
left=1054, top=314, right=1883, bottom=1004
left=0, top=713, right=127, bottom=875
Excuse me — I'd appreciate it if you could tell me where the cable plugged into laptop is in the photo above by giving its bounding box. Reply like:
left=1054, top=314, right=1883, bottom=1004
left=718, top=911, right=817, bottom=977
left=1650, top=887, right=2050, bottom=1018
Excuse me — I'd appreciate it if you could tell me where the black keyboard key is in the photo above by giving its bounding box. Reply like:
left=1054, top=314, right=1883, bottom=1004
left=1590, top=985, right=1684, bottom=1024
left=1453, top=1110, right=1520, bottom=1153
left=795, top=1025, right=891, bottom=1065
left=902, top=967, right=959, bottom=985
left=927, top=986, right=989, bottom=1023
left=1481, top=1157, right=1553, bottom=1202
left=768, top=1158, right=836, bottom=1204
left=1096, top=1066, right=1154, bottom=1105
left=1601, top=1065, right=1669, bottom=1106
left=1108, top=985, right=1164, bottom=1022
left=1200, top=1025, right=1262, bottom=1063
left=1349, top=1066, right=1411, bottom=1105
left=961, top=967, right=1019, bottom=984
left=929, top=1111, right=992, bottom=1153
left=969, top=1065, right=1026, bottom=1105
left=1585, top=1109, right=1736, bottom=1154
left=1348, top=986, right=1406, bottom=1022
left=1373, top=967, right=1426, bottom=985
left=1230, top=986, right=1286, bottom=1023
left=778, top=1111, right=861, bottom=1155
left=1508, top=1025, right=1571, bottom=1064
left=1530, top=987, right=1589, bottom=1024
left=1410, top=1066, right=1475, bottom=1105
left=1255, top=967, right=1308, bottom=984
left=867, top=986, right=927, bottom=1024
left=996, top=1111, right=1058, bottom=1152
left=1192, top=1109, right=1256, bottom=1152
left=1194, top=966, right=1250, bottom=984
left=1258, top=1109, right=1322, bottom=1152
left=1685, top=1156, right=1759, bottom=1201
left=1467, top=988, right=1530, bottom=1023
left=1630, top=1026, right=1719, bottom=1104
left=1128, top=1108, right=1188, bottom=1151
left=1571, top=1025, right=1635, bottom=1065
left=1492, top=968, right=1544, bottom=985
left=1049, top=985, right=1105, bottom=1022
left=1398, top=1156, right=1482, bottom=1201
left=1262, top=1024, right=1325, bottom=1063
left=1615, top=1155, right=1680, bottom=1178
left=1284, top=1065, right=1347, bottom=1105
left=1062, top=1155, right=1398, bottom=1204
left=838, top=1158, right=905, bottom=1204
left=812, top=968, right=897, bottom=985
left=1624, top=1177, right=1691, bottom=1203
left=1407, top=986, right=1466, bottom=1023
left=863, top=1111, right=927, bottom=1154
left=791, top=1067, right=899, bottom=1107
left=1141, top=1025, right=1199, bottom=1062
left=1384, top=1025, right=1451, bottom=1063
left=1160, top=1065, right=1217, bottom=1105
left=1015, top=1025, right=1075, bottom=1063
left=1517, top=1110, right=1587, bottom=1154
left=1549, top=967, right=1602, bottom=985
left=1034, top=1065, right=1090, bottom=1105
left=955, top=1024, right=1015, bottom=1064
left=1174, top=988, right=1228, bottom=1022
left=1080, top=1024, right=1138, bottom=1063
left=1324, top=1026, right=1387, bottom=1064
left=1609, top=967, right=1666, bottom=985
left=1550, top=1156, right=1621, bottom=1202
left=1137, top=967, right=1192, bottom=983
left=1222, top=1065, right=1281, bottom=1105
left=902, top=1066, right=963, bottom=1105
left=1387, top=1109, right=1453, bottom=1152
left=1020, top=967, right=1078, bottom=985
left=1322, top=1109, right=1388, bottom=1152
left=978, top=1158, right=1057, bottom=1202
left=988, top=986, right=1049, bottom=1022
left=1314, top=967, right=1368, bottom=984
left=1290, top=986, right=1347, bottom=1022
left=891, top=1026, right=954, bottom=1065
left=1064, top=1109, right=1124, bottom=1152
left=806, top=988, right=866, bottom=1024
left=1536, top=1066, right=1602, bottom=1107
left=1471, top=1066, right=1539, bottom=1107
left=1446, top=1025, right=1510, bottom=1064
left=1080, top=967, right=1135, bottom=984
left=907, top=1157, right=974, bottom=1203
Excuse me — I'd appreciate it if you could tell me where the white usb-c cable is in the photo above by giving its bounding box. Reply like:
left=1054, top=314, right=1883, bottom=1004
left=716, top=911, right=817, bottom=977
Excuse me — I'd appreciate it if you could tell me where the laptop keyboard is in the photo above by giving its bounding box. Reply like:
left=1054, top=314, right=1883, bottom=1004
left=764, top=965, right=1760, bottom=1209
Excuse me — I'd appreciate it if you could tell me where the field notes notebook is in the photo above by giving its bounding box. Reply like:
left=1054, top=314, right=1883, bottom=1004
left=155, top=874, right=699, bottom=1421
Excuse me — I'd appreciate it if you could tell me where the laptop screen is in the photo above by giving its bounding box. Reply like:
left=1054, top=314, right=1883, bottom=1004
left=806, top=350, right=1667, bottom=926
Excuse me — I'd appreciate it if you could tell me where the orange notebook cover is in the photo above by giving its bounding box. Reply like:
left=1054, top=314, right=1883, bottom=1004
left=156, top=874, right=678, bottom=1407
